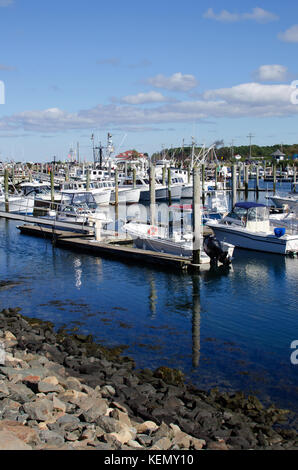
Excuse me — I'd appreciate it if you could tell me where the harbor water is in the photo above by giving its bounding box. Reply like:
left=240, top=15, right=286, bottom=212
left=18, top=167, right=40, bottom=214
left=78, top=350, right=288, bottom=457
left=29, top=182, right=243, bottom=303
left=0, top=180, right=298, bottom=425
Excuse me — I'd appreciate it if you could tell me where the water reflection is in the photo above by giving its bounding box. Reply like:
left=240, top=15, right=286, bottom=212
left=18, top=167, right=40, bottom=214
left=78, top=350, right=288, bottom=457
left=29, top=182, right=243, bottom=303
left=148, top=273, right=157, bottom=318
left=0, top=217, right=298, bottom=415
left=192, top=275, right=201, bottom=368
left=74, top=258, right=82, bottom=289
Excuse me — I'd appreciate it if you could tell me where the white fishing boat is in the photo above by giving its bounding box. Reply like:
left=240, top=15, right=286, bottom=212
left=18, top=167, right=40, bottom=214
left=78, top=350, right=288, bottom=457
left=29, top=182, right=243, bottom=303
left=0, top=186, right=34, bottom=214
left=47, top=190, right=112, bottom=228
left=206, top=202, right=298, bottom=255
left=268, top=193, right=297, bottom=211
left=120, top=177, right=178, bottom=201
left=62, top=180, right=111, bottom=205
left=122, top=221, right=234, bottom=265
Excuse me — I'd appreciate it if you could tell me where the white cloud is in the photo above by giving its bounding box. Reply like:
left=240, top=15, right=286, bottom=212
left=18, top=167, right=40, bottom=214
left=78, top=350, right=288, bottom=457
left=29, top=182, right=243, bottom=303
left=204, top=7, right=278, bottom=23
left=202, top=82, right=293, bottom=106
left=203, top=8, right=239, bottom=22
left=278, top=25, right=298, bottom=42
left=120, top=91, right=168, bottom=105
left=1, top=82, right=298, bottom=133
left=147, top=72, right=198, bottom=92
left=253, top=65, right=288, bottom=82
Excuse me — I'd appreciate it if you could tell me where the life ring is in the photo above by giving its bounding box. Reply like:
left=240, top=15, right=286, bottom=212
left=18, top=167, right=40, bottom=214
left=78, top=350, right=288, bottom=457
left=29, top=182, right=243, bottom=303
left=147, top=226, right=158, bottom=236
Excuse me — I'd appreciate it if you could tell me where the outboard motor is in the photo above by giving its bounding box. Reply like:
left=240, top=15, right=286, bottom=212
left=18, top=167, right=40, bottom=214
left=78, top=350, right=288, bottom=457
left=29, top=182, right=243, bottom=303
left=203, top=235, right=232, bottom=267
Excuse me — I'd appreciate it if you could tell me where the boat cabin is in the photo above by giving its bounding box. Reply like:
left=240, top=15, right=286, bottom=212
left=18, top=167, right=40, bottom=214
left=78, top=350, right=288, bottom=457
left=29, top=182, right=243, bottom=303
left=223, top=202, right=270, bottom=232
left=60, top=190, right=97, bottom=211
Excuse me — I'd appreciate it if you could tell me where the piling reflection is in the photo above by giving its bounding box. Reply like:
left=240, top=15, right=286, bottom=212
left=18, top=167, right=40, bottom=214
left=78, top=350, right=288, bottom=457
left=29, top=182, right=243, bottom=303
left=191, top=275, right=201, bottom=369
left=74, top=257, right=82, bottom=289
left=148, top=273, right=157, bottom=319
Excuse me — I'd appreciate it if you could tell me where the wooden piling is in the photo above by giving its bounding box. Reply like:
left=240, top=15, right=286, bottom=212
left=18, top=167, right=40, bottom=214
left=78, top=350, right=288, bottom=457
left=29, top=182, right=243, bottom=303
left=150, top=164, right=156, bottom=226
left=114, top=167, right=119, bottom=206
left=244, top=165, right=249, bottom=199
left=238, top=164, right=242, bottom=190
left=231, top=164, right=237, bottom=208
left=192, top=166, right=201, bottom=267
left=50, top=169, right=55, bottom=205
left=4, top=168, right=9, bottom=212
left=65, top=164, right=69, bottom=182
left=201, top=164, right=205, bottom=205
left=162, top=165, right=166, bottom=186
left=132, top=168, right=136, bottom=189
left=273, top=164, right=277, bottom=194
left=86, top=168, right=90, bottom=191
left=167, top=167, right=172, bottom=205
left=256, top=165, right=259, bottom=199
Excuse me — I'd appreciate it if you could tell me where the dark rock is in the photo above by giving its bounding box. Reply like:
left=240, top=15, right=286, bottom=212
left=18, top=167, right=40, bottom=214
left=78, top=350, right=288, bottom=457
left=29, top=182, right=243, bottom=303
left=39, top=429, right=65, bottom=447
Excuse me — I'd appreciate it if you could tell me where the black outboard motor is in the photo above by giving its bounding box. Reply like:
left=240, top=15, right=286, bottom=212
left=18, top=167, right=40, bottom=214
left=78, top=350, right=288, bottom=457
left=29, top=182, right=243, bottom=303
left=203, top=235, right=232, bottom=267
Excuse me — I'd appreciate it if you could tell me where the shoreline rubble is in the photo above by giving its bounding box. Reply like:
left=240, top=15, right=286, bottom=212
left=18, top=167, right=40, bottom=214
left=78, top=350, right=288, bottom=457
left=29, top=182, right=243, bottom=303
left=0, top=307, right=297, bottom=451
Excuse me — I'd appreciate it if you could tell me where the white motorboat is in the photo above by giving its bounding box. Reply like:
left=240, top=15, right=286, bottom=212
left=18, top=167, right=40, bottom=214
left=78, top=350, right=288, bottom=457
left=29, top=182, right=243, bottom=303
left=120, top=177, right=173, bottom=201
left=122, top=221, right=234, bottom=265
left=207, top=202, right=298, bottom=255
left=48, top=190, right=112, bottom=227
left=62, top=180, right=111, bottom=205
left=109, top=184, right=141, bottom=204
left=268, top=193, right=297, bottom=211
left=0, top=186, right=34, bottom=214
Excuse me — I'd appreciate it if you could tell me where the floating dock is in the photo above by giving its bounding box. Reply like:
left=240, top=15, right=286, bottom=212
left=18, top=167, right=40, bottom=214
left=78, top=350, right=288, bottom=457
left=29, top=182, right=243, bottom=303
left=17, top=224, right=207, bottom=272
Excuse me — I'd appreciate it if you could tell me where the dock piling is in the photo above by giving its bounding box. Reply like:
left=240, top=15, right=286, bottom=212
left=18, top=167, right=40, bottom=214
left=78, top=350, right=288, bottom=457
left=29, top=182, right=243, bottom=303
left=167, top=167, right=172, bottom=205
left=150, top=163, right=156, bottom=226
left=192, top=165, right=201, bottom=267
left=232, top=164, right=237, bottom=207
left=4, top=168, right=9, bottom=212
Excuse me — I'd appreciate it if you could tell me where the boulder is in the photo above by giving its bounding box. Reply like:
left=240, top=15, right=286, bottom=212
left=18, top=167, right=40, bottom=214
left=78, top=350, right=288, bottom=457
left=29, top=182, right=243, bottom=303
left=0, top=420, right=40, bottom=446
left=23, top=398, right=54, bottom=422
left=0, top=430, right=32, bottom=450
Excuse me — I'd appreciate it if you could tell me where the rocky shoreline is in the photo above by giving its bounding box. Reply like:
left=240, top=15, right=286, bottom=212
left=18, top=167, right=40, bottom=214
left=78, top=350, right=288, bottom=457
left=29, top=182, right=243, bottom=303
left=0, top=306, right=297, bottom=451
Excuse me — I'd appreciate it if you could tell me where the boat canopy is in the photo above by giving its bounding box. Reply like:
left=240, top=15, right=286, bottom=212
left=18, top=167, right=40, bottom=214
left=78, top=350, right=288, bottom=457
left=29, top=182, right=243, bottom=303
left=235, top=202, right=266, bottom=209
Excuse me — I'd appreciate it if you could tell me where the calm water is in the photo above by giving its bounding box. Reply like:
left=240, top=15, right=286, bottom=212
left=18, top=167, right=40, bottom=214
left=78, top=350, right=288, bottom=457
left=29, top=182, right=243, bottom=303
left=0, top=180, right=297, bottom=424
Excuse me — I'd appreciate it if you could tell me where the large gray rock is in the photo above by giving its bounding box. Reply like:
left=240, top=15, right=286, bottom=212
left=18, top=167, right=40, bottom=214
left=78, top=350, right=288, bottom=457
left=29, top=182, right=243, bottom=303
left=23, top=398, right=54, bottom=422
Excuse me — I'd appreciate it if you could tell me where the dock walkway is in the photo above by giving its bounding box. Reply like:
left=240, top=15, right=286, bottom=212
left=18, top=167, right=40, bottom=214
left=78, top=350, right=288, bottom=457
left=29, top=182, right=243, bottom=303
left=17, top=224, right=200, bottom=272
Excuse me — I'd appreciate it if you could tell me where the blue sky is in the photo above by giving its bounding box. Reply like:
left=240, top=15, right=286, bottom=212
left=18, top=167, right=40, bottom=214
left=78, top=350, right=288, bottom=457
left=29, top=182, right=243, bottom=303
left=1, top=0, right=298, bottom=161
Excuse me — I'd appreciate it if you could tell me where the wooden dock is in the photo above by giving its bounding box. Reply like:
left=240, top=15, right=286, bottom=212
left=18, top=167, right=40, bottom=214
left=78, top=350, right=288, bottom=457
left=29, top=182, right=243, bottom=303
left=17, top=224, right=204, bottom=272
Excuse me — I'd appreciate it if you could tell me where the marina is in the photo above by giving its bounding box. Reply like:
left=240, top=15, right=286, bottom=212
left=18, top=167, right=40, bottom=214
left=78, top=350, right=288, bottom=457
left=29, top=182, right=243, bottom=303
left=0, top=170, right=298, bottom=426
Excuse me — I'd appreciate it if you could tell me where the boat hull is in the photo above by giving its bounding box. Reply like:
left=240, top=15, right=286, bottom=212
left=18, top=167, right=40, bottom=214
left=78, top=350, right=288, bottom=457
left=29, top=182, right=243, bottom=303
left=208, top=223, right=298, bottom=255
left=91, top=189, right=111, bottom=205
left=181, top=185, right=193, bottom=198
left=269, top=195, right=297, bottom=210
left=110, top=188, right=140, bottom=204
left=0, top=196, right=34, bottom=214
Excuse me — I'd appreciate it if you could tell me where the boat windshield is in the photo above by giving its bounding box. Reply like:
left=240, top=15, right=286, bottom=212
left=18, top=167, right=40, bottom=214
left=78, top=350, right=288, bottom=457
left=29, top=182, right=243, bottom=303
left=247, top=206, right=269, bottom=221
left=62, top=192, right=97, bottom=209
left=227, top=206, right=247, bottom=220
left=227, top=205, right=269, bottom=222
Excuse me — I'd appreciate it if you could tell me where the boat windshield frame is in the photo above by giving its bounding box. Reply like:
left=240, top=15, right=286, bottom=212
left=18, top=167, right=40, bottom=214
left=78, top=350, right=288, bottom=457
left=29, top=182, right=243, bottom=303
left=227, top=205, right=269, bottom=223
